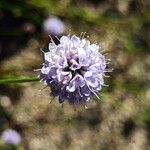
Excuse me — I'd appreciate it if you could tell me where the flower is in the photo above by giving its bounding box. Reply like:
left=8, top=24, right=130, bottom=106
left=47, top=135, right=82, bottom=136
left=1, top=129, right=21, bottom=145
left=43, top=16, right=65, bottom=35
left=39, top=34, right=111, bottom=104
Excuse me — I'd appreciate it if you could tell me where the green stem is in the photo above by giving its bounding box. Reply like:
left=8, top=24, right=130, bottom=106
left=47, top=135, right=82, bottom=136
left=0, top=77, right=39, bottom=84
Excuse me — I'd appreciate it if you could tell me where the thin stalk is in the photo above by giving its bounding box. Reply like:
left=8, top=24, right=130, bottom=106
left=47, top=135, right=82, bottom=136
left=0, top=77, right=39, bottom=84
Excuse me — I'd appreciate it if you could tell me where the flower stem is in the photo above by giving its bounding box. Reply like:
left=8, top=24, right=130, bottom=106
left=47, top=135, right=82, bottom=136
left=0, top=77, right=39, bottom=84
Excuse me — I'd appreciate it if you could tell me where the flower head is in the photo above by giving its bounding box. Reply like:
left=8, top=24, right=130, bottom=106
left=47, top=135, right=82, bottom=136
left=43, top=16, right=65, bottom=35
left=1, top=129, right=21, bottom=145
left=39, top=34, right=110, bottom=104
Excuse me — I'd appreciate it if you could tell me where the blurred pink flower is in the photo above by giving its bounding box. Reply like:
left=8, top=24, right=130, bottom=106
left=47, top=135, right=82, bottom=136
left=43, top=16, right=65, bottom=35
left=1, top=129, right=21, bottom=145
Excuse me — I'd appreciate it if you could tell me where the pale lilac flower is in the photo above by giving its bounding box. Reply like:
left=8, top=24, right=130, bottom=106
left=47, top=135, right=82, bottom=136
left=1, top=129, right=21, bottom=145
left=39, top=34, right=111, bottom=104
left=43, top=16, right=65, bottom=35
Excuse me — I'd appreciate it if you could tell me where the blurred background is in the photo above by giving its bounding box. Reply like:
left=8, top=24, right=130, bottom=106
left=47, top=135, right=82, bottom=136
left=0, top=0, right=150, bottom=150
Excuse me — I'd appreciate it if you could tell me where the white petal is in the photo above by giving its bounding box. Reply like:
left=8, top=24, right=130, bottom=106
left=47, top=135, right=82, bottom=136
left=78, top=47, right=86, bottom=56
left=71, top=35, right=80, bottom=47
left=49, top=43, right=56, bottom=51
left=90, top=44, right=99, bottom=52
left=69, top=59, right=81, bottom=71
left=44, top=52, right=52, bottom=62
left=60, top=36, right=69, bottom=43
left=62, top=72, right=72, bottom=84
left=41, top=67, right=50, bottom=74
left=84, top=71, right=93, bottom=77
left=66, top=81, right=76, bottom=92
left=84, top=76, right=99, bottom=88
left=61, top=71, right=70, bottom=76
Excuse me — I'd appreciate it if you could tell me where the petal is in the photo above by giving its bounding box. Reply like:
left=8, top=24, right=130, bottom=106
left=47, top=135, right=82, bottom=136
left=67, top=89, right=82, bottom=104
left=98, top=74, right=104, bottom=85
left=89, top=44, right=99, bottom=52
left=57, top=72, right=64, bottom=82
left=62, top=72, right=72, bottom=84
left=60, top=36, right=69, bottom=44
left=49, top=67, right=57, bottom=75
left=71, top=35, right=80, bottom=47
left=59, top=87, right=68, bottom=103
left=81, top=85, right=91, bottom=96
left=61, top=71, right=71, bottom=76
left=41, top=67, right=50, bottom=74
left=78, top=47, right=86, bottom=56
left=79, top=56, right=91, bottom=66
left=74, top=74, right=85, bottom=87
left=84, top=71, right=99, bottom=87
left=78, top=48, right=91, bottom=66
left=85, top=76, right=99, bottom=88
left=49, top=43, right=57, bottom=51
left=66, top=80, right=76, bottom=92
left=58, top=57, right=68, bottom=68
left=84, top=71, right=93, bottom=77
left=44, top=52, right=52, bottom=62
left=67, top=74, right=85, bottom=92
left=69, top=59, right=81, bottom=71
left=56, top=70, right=72, bottom=83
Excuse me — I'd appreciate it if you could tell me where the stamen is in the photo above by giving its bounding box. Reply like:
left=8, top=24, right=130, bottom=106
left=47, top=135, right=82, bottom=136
left=102, top=84, right=109, bottom=87
left=55, top=36, right=60, bottom=41
left=103, top=53, right=109, bottom=56
left=48, top=35, right=55, bottom=43
left=103, top=74, right=110, bottom=78
left=86, top=97, right=90, bottom=101
left=87, top=85, right=100, bottom=99
left=34, top=69, right=41, bottom=72
left=40, top=77, right=47, bottom=82
left=104, top=69, right=113, bottom=72
left=93, top=41, right=98, bottom=44
left=67, top=28, right=71, bottom=38
left=84, top=105, right=88, bottom=109
left=105, top=62, right=110, bottom=64
left=81, top=32, right=86, bottom=39
left=86, top=35, right=89, bottom=39
left=40, top=48, right=45, bottom=53
left=93, top=92, right=100, bottom=99
left=105, top=59, right=111, bottom=61
left=78, top=88, right=83, bottom=97
left=100, top=50, right=107, bottom=54
left=80, top=32, right=83, bottom=39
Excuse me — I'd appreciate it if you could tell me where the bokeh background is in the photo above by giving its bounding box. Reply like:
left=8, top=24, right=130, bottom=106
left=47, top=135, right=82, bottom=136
left=0, top=0, right=150, bottom=150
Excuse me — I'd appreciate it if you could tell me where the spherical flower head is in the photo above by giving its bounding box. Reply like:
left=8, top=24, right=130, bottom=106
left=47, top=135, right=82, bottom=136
left=39, top=34, right=110, bottom=104
left=43, top=16, right=65, bottom=35
left=1, top=129, right=21, bottom=145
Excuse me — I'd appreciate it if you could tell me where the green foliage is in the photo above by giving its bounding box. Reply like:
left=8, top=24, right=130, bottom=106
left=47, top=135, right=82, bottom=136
left=0, top=0, right=47, bottom=26
left=141, top=107, right=150, bottom=123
